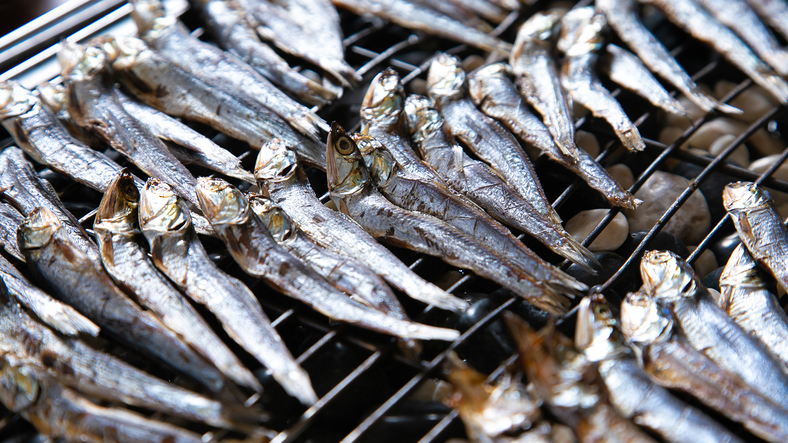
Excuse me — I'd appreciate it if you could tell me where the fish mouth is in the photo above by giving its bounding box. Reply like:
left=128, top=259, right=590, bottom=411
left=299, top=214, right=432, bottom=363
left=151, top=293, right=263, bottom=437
left=130, top=0, right=167, bottom=35
left=95, top=170, right=139, bottom=227
left=640, top=250, right=696, bottom=302
left=722, top=181, right=771, bottom=211
left=402, top=95, right=442, bottom=142
left=516, top=11, right=561, bottom=42
left=18, top=207, right=61, bottom=252
left=427, top=53, right=465, bottom=98
left=620, top=291, right=673, bottom=345
left=138, top=178, right=190, bottom=232
left=255, top=139, right=298, bottom=182
left=101, top=36, right=147, bottom=70
left=195, top=177, right=248, bottom=225
left=361, top=68, right=403, bottom=120
left=574, top=294, right=620, bottom=361
left=0, top=81, right=35, bottom=120
left=58, top=41, right=107, bottom=81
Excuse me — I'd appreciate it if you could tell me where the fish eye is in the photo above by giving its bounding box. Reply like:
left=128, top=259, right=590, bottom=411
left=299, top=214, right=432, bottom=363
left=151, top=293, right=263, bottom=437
left=123, top=183, right=139, bottom=199
left=594, top=305, right=611, bottom=318
left=336, top=137, right=355, bottom=155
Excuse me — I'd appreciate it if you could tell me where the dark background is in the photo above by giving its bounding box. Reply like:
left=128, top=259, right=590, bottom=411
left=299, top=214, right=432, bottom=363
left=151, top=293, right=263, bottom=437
left=0, top=0, right=70, bottom=36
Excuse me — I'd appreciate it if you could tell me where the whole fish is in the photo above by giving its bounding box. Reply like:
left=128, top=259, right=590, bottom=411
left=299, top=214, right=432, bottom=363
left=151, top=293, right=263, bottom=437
left=596, top=0, right=739, bottom=114
left=600, top=44, right=686, bottom=115
left=330, top=0, right=513, bottom=53
left=404, top=94, right=600, bottom=270
left=327, top=123, right=579, bottom=315
left=132, top=0, right=327, bottom=139
left=621, top=291, right=788, bottom=443
left=94, top=171, right=262, bottom=392
left=18, top=207, right=227, bottom=393
left=102, top=35, right=327, bottom=169
left=505, top=313, right=658, bottom=443
left=194, top=176, right=460, bottom=341
left=510, top=12, right=578, bottom=158
left=254, top=138, right=467, bottom=312
left=137, top=178, right=317, bottom=406
left=193, top=0, right=340, bottom=106
left=575, top=294, right=743, bottom=443
left=427, top=54, right=564, bottom=227
left=723, top=182, right=788, bottom=292
left=467, top=63, right=641, bottom=210
left=744, top=0, right=788, bottom=42
left=238, top=0, right=360, bottom=87
left=695, top=0, right=788, bottom=77
left=720, top=244, right=788, bottom=370
left=0, top=202, right=25, bottom=261
left=646, top=0, right=788, bottom=104
left=558, top=8, right=645, bottom=152
left=640, top=250, right=788, bottom=409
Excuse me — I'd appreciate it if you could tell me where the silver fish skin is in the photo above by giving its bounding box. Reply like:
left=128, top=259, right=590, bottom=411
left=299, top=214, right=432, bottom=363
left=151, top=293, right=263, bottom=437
left=138, top=178, right=317, bottom=406
left=596, top=0, right=739, bottom=114
left=646, top=0, right=788, bottom=104
left=132, top=0, right=328, bottom=138
left=720, top=244, right=788, bottom=371
left=328, top=124, right=574, bottom=315
left=601, top=44, right=686, bottom=115
left=0, top=202, right=26, bottom=261
left=102, top=35, right=327, bottom=169
left=195, top=176, right=460, bottom=342
left=427, top=54, right=564, bottom=227
left=575, top=295, right=743, bottom=443
left=330, top=0, right=513, bottom=53
left=0, top=293, right=265, bottom=431
left=640, top=250, right=788, bottom=410
left=194, top=0, right=340, bottom=106
left=621, top=291, right=788, bottom=443
left=94, top=171, right=262, bottom=392
left=744, top=0, right=788, bottom=42
left=34, top=81, right=105, bottom=148
left=558, top=8, right=645, bottom=152
left=404, top=94, right=600, bottom=271
left=695, top=0, right=788, bottom=77
left=448, top=0, right=508, bottom=23
left=510, top=12, right=578, bottom=158
left=255, top=139, right=468, bottom=312
left=723, top=182, right=788, bottom=293
left=18, top=207, right=227, bottom=393
left=406, top=0, right=494, bottom=32
left=467, top=63, right=642, bottom=211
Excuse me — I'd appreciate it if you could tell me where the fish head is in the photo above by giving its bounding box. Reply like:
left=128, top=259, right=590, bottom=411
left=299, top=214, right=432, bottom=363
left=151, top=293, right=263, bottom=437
left=427, top=53, right=466, bottom=100
left=34, top=82, right=67, bottom=114
left=95, top=170, right=140, bottom=234
left=557, top=7, right=606, bottom=56
left=403, top=94, right=444, bottom=145
left=0, top=81, right=35, bottom=120
left=100, top=36, right=150, bottom=71
left=466, top=63, right=508, bottom=106
left=326, top=122, right=370, bottom=198
left=195, top=177, right=249, bottom=226
left=255, top=138, right=299, bottom=187
left=723, top=181, right=772, bottom=212
left=640, top=250, right=699, bottom=304
left=620, top=291, right=674, bottom=346
left=58, top=41, right=108, bottom=82
left=130, top=0, right=169, bottom=36
left=575, top=294, right=627, bottom=362
left=17, top=207, right=62, bottom=254
left=349, top=133, right=396, bottom=186
left=0, top=361, right=40, bottom=413
left=138, top=178, right=191, bottom=236
left=248, top=193, right=295, bottom=243
left=515, top=11, right=560, bottom=45
left=360, top=68, right=404, bottom=126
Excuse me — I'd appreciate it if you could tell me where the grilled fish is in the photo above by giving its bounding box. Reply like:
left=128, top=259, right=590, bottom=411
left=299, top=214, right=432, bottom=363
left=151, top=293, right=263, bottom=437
left=94, top=171, right=261, bottom=392
left=724, top=182, right=788, bottom=293
left=575, top=294, right=744, bottom=443
left=0, top=202, right=25, bottom=261
left=467, top=63, right=641, bottom=210
left=505, top=313, right=658, bottom=443
left=138, top=178, right=317, bottom=406
left=596, top=0, right=739, bottom=114
left=744, top=0, right=788, bottom=42
left=427, top=54, right=564, bottom=227
left=647, top=0, right=788, bottom=104
left=255, top=138, right=467, bottom=312
left=621, top=291, right=788, bottom=443
left=558, top=8, right=645, bottom=152
left=195, top=177, right=460, bottom=342
left=448, top=0, right=508, bottom=23
left=330, top=0, right=512, bottom=53
left=34, top=81, right=105, bottom=148
left=194, top=0, right=339, bottom=106
left=407, top=0, right=494, bottom=32
left=640, top=250, right=788, bottom=409
left=18, top=207, right=227, bottom=393
left=327, top=123, right=579, bottom=315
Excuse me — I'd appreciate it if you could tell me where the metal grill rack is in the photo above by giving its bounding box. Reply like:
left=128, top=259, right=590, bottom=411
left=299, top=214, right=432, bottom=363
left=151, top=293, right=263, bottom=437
left=1, top=0, right=788, bottom=442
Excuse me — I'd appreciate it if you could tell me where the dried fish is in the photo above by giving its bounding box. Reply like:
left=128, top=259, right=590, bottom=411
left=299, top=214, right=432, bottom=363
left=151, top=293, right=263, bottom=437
left=744, top=0, right=788, bottom=43
left=448, top=0, right=508, bottom=23
left=0, top=202, right=25, bottom=261
left=407, top=0, right=494, bottom=32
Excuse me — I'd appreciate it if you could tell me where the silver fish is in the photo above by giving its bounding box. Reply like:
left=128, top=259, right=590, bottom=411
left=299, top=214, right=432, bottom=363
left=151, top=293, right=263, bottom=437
left=138, top=178, right=317, bottom=406
left=427, top=54, right=564, bottom=227
left=406, top=0, right=494, bottom=32
left=720, top=244, right=788, bottom=372
left=723, top=182, right=788, bottom=293
left=195, top=177, right=460, bottom=342
left=744, top=0, right=788, bottom=42
left=193, top=0, right=340, bottom=106
left=34, top=81, right=105, bottom=148
left=621, top=290, right=788, bottom=443
left=448, top=0, right=508, bottom=23
left=600, top=44, right=686, bottom=115
left=18, top=207, right=227, bottom=393
left=94, top=171, right=262, bottom=392
left=132, top=0, right=327, bottom=139
left=0, top=202, right=25, bottom=261
left=330, top=0, right=513, bottom=53
left=596, top=0, right=739, bottom=114
left=646, top=0, right=788, bottom=104
left=640, top=250, right=788, bottom=409
left=255, top=138, right=468, bottom=312
left=558, top=8, right=645, bottom=152
left=467, top=63, right=642, bottom=210
left=575, top=294, right=744, bottom=443
left=510, top=12, right=578, bottom=158
left=327, top=123, right=577, bottom=315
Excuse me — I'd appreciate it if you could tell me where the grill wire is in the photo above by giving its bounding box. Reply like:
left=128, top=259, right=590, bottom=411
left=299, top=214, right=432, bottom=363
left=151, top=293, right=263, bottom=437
left=2, top=0, right=788, bottom=441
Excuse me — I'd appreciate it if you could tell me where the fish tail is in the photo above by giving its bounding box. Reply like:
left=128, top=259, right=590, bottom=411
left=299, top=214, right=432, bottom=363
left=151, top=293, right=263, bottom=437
left=659, top=96, right=687, bottom=116
left=405, top=322, right=461, bottom=341
left=320, top=58, right=362, bottom=89
left=291, top=112, right=327, bottom=140
left=273, top=367, right=319, bottom=406
left=528, top=284, right=574, bottom=316
left=413, top=284, right=470, bottom=312
left=756, top=70, right=788, bottom=105
left=224, top=365, right=264, bottom=393
left=45, top=306, right=101, bottom=337
left=551, top=234, right=600, bottom=274
left=617, top=125, right=646, bottom=152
